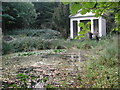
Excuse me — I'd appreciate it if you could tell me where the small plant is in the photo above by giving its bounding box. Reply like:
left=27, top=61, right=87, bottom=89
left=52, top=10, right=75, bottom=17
left=53, top=49, right=65, bottom=53
left=41, top=77, right=47, bottom=82
left=46, top=84, right=55, bottom=88
left=17, top=52, right=36, bottom=56
left=2, top=40, right=14, bottom=55
left=16, top=73, right=28, bottom=88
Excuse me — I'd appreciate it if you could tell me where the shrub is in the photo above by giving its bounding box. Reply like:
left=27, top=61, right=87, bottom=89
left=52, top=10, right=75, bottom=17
left=9, top=37, right=44, bottom=52
left=5, top=29, right=62, bottom=39
left=2, top=41, right=14, bottom=55
left=3, top=38, right=70, bottom=55
left=98, top=37, right=118, bottom=67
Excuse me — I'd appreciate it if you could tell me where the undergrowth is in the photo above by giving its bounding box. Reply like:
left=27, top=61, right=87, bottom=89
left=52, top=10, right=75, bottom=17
left=78, top=35, right=119, bottom=88
left=2, top=29, right=119, bottom=88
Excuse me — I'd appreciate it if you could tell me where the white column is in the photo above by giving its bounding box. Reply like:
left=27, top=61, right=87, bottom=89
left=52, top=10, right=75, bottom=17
left=77, top=20, right=80, bottom=35
left=70, top=19, right=73, bottom=39
left=102, top=18, right=106, bottom=36
left=91, top=19, right=94, bottom=33
left=99, top=16, right=102, bottom=37
left=104, top=19, right=106, bottom=36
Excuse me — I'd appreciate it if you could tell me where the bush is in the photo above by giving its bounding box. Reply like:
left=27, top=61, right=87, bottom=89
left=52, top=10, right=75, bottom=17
left=5, top=29, right=62, bottom=39
left=2, top=29, right=68, bottom=55
left=3, top=38, right=70, bottom=55
left=2, top=41, right=14, bottom=55
left=8, top=37, right=44, bottom=52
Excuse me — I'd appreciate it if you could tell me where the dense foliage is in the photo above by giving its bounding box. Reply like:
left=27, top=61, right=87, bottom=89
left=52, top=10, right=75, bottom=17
left=2, top=2, right=37, bottom=31
left=52, top=3, right=70, bottom=38
left=2, top=29, right=62, bottom=55
left=32, top=2, right=58, bottom=29
left=2, top=2, right=70, bottom=38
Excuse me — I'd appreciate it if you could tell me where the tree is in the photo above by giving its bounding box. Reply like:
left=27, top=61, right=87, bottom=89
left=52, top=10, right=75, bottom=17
left=2, top=2, right=37, bottom=32
left=52, top=2, right=70, bottom=38
left=32, top=2, right=58, bottom=28
left=63, top=1, right=120, bottom=38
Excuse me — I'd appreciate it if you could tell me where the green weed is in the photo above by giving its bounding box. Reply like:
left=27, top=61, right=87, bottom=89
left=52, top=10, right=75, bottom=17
left=79, top=35, right=119, bottom=88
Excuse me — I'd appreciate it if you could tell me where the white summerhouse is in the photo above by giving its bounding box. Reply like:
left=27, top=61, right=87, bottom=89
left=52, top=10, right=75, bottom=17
left=69, top=10, right=106, bottom=39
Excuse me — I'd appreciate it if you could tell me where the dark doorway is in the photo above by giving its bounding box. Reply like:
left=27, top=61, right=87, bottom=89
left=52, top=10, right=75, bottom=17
left=80, top=20, right=91, bottom=31
left=93, top=19, right=99, bottom=32
left=73, top=21, right=78, bottom=38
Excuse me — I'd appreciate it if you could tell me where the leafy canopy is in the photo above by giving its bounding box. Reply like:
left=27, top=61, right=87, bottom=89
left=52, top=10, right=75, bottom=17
left=63, top=1, right=120, bottom=36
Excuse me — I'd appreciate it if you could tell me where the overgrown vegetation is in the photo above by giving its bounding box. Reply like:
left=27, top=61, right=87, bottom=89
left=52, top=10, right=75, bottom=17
left=2, top=33, right=119, bottom=88
left=3, top=29, right=118, bottom=56
left=2, top=29, right=62, bottom=55
left=77, top=35, right=119, bottom=88
left=2, top=1, right=119, bottom=88
left=1, top=29, right=84, bottom=55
